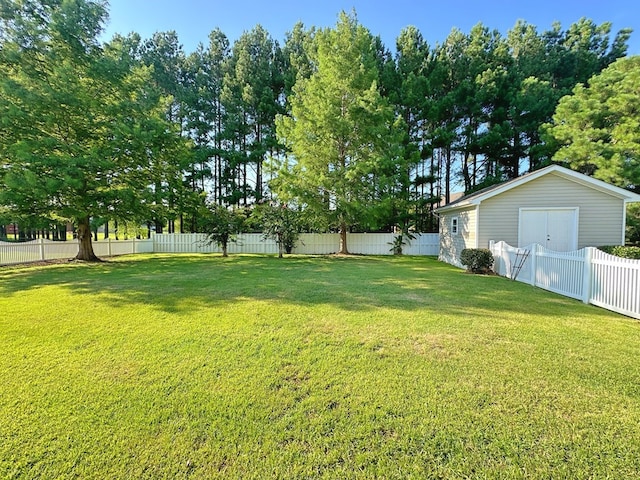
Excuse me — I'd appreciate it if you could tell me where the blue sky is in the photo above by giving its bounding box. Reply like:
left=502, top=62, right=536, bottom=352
left=101, top=0, right=640, bottom=55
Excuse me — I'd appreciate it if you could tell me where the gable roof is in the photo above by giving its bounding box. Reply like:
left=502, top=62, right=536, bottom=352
left=435, top=165, right=640, bottom=213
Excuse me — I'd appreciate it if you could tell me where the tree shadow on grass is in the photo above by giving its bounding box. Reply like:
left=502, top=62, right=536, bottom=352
left=0, top=254, right=618, bottom=321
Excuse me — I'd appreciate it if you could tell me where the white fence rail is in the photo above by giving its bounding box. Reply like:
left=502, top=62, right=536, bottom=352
left=152, top=232, right=440, bottom=256
left=0, top=238, right=153, bottom=266
left=490, top=241, right=640, bottom=320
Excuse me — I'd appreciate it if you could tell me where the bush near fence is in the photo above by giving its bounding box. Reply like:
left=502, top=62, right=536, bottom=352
left=490, top=241, right=640, bottom=320
left=598, top=245, right=640, bottom=260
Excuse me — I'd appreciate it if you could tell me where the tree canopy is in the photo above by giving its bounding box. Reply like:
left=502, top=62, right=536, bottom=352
left=0, top=0, right=183, bottom=259
left=274, top=12, right=402, bottom=254
left=0, top=2, right=634, bottom=249
left=546, top=56, right=640, bottom=192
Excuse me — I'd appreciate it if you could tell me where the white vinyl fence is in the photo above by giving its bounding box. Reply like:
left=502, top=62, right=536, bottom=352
left=0, top=233, right=438, bottom=266
left=153, top=232, right=440, bottom=256
left=490, top=241, right=640, bottom=320
left=0, top=238, right=153, bottom=266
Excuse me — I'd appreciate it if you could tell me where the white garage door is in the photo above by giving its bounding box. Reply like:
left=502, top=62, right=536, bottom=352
left=519, top=208, right=578, bottom=252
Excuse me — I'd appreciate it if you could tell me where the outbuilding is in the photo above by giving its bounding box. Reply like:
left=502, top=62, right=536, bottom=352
left=436, top=165, right=640, bottom=268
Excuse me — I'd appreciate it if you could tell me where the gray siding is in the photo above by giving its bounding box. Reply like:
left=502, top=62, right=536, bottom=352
left=439, top=206, right=477, bottom=267
left=478, top=173, right=625, bottom=248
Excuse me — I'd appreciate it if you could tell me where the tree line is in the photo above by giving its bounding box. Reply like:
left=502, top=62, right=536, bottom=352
left=0, top=0, right=635, bottom=258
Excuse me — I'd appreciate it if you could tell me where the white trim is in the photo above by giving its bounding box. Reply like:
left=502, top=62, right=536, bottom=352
left=622, top=201, right=630, bottom=245
left=451, top=216, right=459, bottom=235
left=436, top=165, right=640, bottom=212
left=474, top=205, right=480, bottom=248
left=551, top=169, right=640, bottom=200
left=575, top=207, right=580, bottom=250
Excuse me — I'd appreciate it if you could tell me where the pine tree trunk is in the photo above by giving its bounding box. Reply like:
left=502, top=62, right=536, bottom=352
left=445, top=146, right=452, bottom=204
left=75, top=216, right=100, bottom=261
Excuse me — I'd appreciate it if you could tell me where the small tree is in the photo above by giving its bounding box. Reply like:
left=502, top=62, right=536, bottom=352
left=199, top=204, right=245, bottom=257
left=389, top=231, right=416, bottom=255
left=256, top=203, right=302, bottom=258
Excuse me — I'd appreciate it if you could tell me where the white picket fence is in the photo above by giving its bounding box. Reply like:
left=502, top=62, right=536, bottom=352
left=0, top=237, right=154, bottom=266
left=490, top=241, right=640, bottom=320
left=152, top=232, right=440, bottom=256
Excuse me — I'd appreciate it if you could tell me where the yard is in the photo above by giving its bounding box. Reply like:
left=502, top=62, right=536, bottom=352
left=1, top=254, right=639, bottom=479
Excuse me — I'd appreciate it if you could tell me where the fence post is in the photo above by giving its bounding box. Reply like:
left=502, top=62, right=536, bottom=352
left=530, top=244, right=537, bottom=287
left=582, top=247, right=593, bottom=304
left=39, top=238, right=45, bottom=261
left=489, top=241, right=495, bottom=272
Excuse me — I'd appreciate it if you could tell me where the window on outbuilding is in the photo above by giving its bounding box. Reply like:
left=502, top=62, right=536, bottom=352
left=451, top=216, right=459, bottom=235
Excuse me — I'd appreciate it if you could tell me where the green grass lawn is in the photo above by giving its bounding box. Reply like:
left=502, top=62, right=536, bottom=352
left=1, top=254, right=640, bottom=479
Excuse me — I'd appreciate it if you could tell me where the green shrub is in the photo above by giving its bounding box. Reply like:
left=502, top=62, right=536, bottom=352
left=460, top=248, right=494, bottom=273
left=597, top=245, right=640, bottom=259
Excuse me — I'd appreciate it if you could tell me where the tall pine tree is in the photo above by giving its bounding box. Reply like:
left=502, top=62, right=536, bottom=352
left=0, top=0, right=180, bottom=259
left=275, top=12, right=402, bottom=254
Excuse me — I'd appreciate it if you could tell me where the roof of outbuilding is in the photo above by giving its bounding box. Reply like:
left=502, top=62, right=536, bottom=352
left=435, top=164, right=640, bottom=213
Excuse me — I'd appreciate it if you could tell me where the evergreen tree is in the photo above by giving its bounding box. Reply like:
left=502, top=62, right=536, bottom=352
left=139, top=31, right=192, bottom=233
left=546, top=56, right=640, bottom=191
left=391, top=26, right=439, bottom=232
left=221, top=26, right=285, bottom=206
left=282, top=22, right=316, bottom=103
left=275, top=11, right=402, bottom=254
left=185, top=29, right=230, bottom=206
left=0, top=0, right=180, bottom=260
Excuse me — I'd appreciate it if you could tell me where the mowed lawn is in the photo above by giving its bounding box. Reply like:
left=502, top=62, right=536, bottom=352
left=1, top=254, right=640, bottom=479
